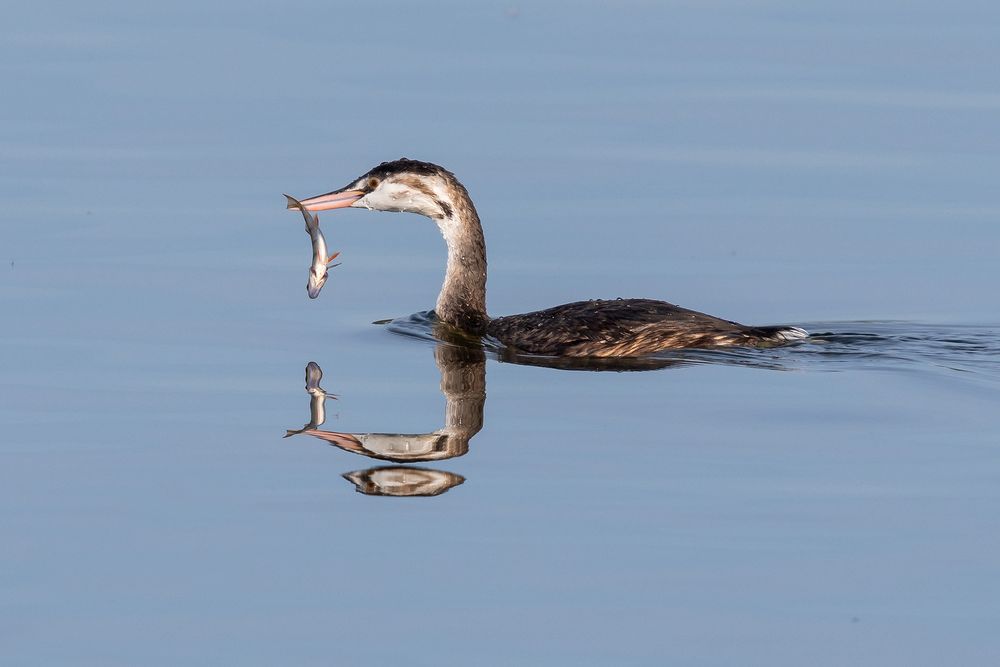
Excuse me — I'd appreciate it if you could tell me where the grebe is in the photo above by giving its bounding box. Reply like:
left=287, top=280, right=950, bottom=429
left=292, top=158, right=806, bottom=357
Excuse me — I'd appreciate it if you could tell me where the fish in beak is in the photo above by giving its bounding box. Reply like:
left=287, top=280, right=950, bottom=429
left=285, top=194, right=341, bottom=299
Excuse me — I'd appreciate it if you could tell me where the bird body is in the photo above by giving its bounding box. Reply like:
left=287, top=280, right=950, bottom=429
left=488, top=299, right=805, bottom=357
left=294, top=159, right=806, bottom=357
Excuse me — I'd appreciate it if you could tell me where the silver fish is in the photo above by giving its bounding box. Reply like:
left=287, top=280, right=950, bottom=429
left=284, top=194, right=340, bottom=299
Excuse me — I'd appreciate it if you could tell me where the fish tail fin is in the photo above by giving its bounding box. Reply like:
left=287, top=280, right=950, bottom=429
left=284, top=194, right=302, bottom=210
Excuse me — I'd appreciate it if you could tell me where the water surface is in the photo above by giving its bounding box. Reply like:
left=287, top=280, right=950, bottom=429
left=2, top=1, right=1000, bottom=665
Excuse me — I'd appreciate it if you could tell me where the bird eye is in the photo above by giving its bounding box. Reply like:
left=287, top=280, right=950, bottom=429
left=368, top=178, right=379, bottom=189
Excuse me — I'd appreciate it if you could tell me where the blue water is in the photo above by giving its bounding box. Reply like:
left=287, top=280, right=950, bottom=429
left=3, top=2, right=1000, bottom=664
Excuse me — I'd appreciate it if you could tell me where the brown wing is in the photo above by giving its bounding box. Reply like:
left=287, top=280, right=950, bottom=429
left=486, top=299, right=760, bottom=357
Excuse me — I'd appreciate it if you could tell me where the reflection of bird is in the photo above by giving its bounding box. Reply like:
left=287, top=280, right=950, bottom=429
left=294, top=343, right=485, bottom=463
left=292, top=158, right=807, bottom=357
left=284, top=343, right=483, bottom=498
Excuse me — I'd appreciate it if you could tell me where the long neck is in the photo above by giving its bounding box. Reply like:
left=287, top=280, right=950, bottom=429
left=434, top=191, right=489, bottom=334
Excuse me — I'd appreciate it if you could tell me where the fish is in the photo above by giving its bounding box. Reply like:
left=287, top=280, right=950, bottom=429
left=284, top=194, right=341, bottom=299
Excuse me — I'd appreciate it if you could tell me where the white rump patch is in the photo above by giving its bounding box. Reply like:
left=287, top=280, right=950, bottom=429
left=774, top=327, right=809, bottom=341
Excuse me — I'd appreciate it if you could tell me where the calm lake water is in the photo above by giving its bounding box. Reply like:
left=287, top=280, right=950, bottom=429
left=3, top=1, right=1000, bottom=664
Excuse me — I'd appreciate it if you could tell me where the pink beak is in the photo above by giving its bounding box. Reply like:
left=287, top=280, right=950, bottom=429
left=294, top=189, right=365, bottom=212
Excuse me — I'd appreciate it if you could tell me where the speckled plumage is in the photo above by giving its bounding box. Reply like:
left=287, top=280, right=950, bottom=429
left=487, top=298, right=799, bottom=357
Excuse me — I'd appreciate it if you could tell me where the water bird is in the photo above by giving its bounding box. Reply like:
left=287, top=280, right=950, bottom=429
left=292, top=159, right=806, bottom=357
left=284, top=194, right=340, bottom=299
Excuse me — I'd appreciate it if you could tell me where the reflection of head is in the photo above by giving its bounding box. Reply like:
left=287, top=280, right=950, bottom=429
left=343, top=466, right=465, bottom=497
left=300, top=430, right=460, bottom=462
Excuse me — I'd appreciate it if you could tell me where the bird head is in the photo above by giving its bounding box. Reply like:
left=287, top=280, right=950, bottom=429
left=294, top=158, right=461, bottom=220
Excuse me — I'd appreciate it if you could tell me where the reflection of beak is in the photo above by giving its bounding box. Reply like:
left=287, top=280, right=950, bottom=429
left=301, top=429, right=366, bottom=454
left=294, top=188, right=365, bottom=212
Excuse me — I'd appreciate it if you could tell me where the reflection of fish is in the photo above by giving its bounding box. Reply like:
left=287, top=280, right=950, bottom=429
left=284, top=194, right=340, bottom=299
left=283, top=362, right=337, bottom=438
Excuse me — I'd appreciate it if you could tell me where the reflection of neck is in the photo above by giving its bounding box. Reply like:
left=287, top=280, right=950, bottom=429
left=435, top=195, right=489, bottom=335
left=437, top=342, right=486, bottom=448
